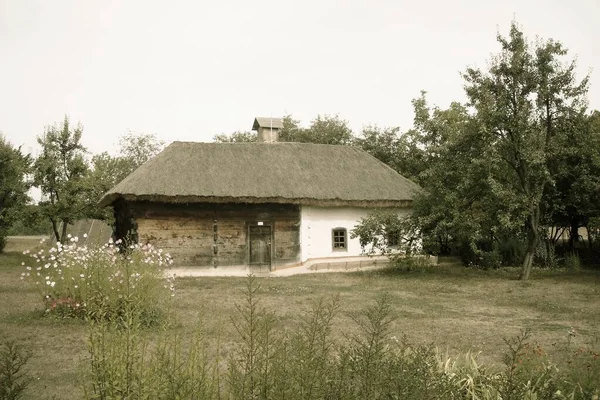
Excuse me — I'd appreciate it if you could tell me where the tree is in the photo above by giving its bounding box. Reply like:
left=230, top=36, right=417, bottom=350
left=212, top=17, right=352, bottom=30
left=283, top=114, right=354, bottom=145
left=89, top=133, right=164, bottom=221
left=214, top=114, right=355, bottom=145
left=302, top=114, right=354, bottom=145
left=7, top=204, right=53, bottom=236
left=401, top=94, right=501, bottom=258
left=118, top=132, right=164, bottom=169
left=33, top=117, right=91, bottom=243
left=351, top=209, right=421, bottom=256
left=545, top=110, right=600, bottom=249
left=463, top=22, right=589, bottom=279
left=0, top=135, right=31, bottom=252
left=213, top=131, right=257, bottom=143
left=354, top=125, right=403, bottom=173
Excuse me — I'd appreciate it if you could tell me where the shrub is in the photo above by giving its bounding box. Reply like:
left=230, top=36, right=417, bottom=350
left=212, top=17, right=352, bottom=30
left=498, top=236, right=526, bottom=266
left=563, top=252, right=582, bottom=271
left=535, top=240, right=559, bottom=268
left=21, top=236, right=175, bottom=326
left=0, top=341, right=32, bottom=400
left=390, top=255, right=432, bottom=272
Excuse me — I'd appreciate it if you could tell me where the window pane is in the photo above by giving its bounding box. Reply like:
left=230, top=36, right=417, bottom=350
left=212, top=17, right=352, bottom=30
left=332, top=228, right=347, bottom=250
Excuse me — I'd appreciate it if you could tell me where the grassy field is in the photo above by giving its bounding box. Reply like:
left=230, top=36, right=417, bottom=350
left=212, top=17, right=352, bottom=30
left=1, top=249, right=600, bottom=399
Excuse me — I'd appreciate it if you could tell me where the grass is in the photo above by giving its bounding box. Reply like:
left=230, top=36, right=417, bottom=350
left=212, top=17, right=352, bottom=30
left=2, top=236, right=48, bottom=254
left=1, top=250, right=600, bottom=399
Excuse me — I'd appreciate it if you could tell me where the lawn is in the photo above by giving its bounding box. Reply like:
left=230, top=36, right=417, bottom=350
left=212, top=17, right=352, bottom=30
left=1, top=250, right=600, bottom=399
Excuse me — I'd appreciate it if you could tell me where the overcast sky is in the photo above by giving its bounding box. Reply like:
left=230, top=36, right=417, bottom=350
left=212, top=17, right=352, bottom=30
left=1, top=0, right=599, bottom=157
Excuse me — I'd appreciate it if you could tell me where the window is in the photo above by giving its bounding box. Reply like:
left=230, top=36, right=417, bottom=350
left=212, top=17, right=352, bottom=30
left=332, top=228, right=347, bottom=251
left=387, top=230, right=400, bottom=247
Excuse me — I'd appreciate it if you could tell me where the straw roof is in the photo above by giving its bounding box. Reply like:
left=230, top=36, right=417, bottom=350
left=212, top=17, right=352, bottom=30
left=99, top=142, right=420, bottom=208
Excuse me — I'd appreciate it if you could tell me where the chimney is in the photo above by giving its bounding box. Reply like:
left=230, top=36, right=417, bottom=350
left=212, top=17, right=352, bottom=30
left=252, top=117, right=283, bottom=143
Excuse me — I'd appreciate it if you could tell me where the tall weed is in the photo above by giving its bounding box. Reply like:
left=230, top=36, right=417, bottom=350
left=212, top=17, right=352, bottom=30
left=0, top=341, right=31, bottom=400
left=84, top=315, right=219, bottom=399
left=80, top=275, right=599, bottom=399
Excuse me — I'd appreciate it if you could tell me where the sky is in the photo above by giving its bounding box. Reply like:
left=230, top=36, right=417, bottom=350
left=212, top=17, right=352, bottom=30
left=1, top=0, right=599, bottom=157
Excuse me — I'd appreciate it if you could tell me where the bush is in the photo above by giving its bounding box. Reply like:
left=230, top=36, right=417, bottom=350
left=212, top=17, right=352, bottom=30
left=498, top=236, right=526, bottom=266
left=563, top=252, right=582, bottom=271
left=21, top=236, right=175, bottom=326
left=0, top=341, right=32, bottom=400
left=390, top=255, right=432, bottom=272
left=0, top=233, right=6, bottom=254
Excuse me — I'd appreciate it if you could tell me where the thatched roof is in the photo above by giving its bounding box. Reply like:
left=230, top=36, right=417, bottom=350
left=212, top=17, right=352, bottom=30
left=99, top=142, right=420, bottom=208
left=252, top=117, right=283, bottom=130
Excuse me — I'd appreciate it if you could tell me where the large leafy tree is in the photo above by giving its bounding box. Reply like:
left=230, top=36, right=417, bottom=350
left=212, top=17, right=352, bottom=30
left=545, top=110, right=600, bottom=248
left=298, top=114, right=354, bottom=145
left=33, top=117, right=91, bottom=243
left=463, top=22, right=589, bottom=279
left=402, top=94, right=498, bottom=256
left=354, top=125, right=404, bottom=173
left=0, top=135, right=31, bottom=251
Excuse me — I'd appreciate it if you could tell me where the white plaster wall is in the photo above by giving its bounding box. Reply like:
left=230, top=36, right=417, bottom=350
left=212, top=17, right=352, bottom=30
left=300, top=206, right=410, bottom=262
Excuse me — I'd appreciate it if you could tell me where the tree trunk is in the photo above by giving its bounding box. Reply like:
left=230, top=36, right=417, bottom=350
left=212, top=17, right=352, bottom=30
left=50, top=219, right=60, bottom=243
left=584, top=224, right=592, bottom=249
left=60, top=220, right=68, bottom=244
left=520, top=210, right=540, bottom=280
left=569, top=219, right=579, bottom=251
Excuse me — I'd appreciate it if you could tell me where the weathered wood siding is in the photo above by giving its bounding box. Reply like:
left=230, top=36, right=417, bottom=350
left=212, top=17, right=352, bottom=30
left=128, top=202, right=300, bottom=268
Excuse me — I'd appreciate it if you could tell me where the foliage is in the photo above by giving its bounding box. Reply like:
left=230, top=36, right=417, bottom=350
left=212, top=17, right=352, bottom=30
left=545, top=110, right=600, bottom=250
left=84, top=319, right=219, bottom=399
left=463, top=22, right=589, bottom=279
left=213, top=130, right=257, bottom=143
left=398, top=22, right=594, bottom=277
left=33, top=117, right=92, bottom=244
left=395, top=91, right=507, bottom=262
left=81, top=275, right=600, bottom=399
left=0, top=136, right=31, bottom=252
left=6, top=204, right=53, bottom=236
left=216, top=114, right=354, bottom=145
left=89, top=132, right=164, bottom=221
left=563, top=252, right=581, bottom=271
left=354, top=125, right=404, bottom=173
left=0, top=341, right=32, bottom=400
left=21, top=237, right=174, bottom=326
left=117, top=132, right=164, bottom=169
left=351, top=209, right=422, bottom=255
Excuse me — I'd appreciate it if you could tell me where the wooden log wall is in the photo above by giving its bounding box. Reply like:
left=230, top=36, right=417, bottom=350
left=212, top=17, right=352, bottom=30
left=127, top=202, right=301, bottom=268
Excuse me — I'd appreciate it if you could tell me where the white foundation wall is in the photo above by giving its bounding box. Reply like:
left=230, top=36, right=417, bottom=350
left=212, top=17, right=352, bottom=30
left=300, top=206, right=410, bottom=262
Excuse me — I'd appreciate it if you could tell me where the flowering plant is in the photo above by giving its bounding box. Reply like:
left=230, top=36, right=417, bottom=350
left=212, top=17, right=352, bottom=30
left=21, top=235, right=175, bottom=325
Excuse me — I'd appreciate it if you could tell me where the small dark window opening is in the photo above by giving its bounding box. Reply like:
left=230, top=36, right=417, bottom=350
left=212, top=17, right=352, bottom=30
left=332, top=228, right=347, bottom=251
left=387, top=230, right=400, bottom=247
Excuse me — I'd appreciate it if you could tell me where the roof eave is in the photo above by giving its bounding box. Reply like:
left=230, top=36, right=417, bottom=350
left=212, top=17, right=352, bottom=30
left=101, top=194, right=413, bottom=209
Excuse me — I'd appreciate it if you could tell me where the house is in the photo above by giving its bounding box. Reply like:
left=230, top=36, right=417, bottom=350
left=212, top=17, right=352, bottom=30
left=99, top=117, right=420, bottom=271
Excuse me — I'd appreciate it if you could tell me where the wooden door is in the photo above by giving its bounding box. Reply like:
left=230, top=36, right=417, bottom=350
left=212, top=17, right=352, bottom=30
left=249, top=225, right=272, bottom=267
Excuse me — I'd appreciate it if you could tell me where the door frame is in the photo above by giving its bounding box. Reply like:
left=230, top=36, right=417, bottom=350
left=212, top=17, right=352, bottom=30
left=247, top=221, right=274, bottom=270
